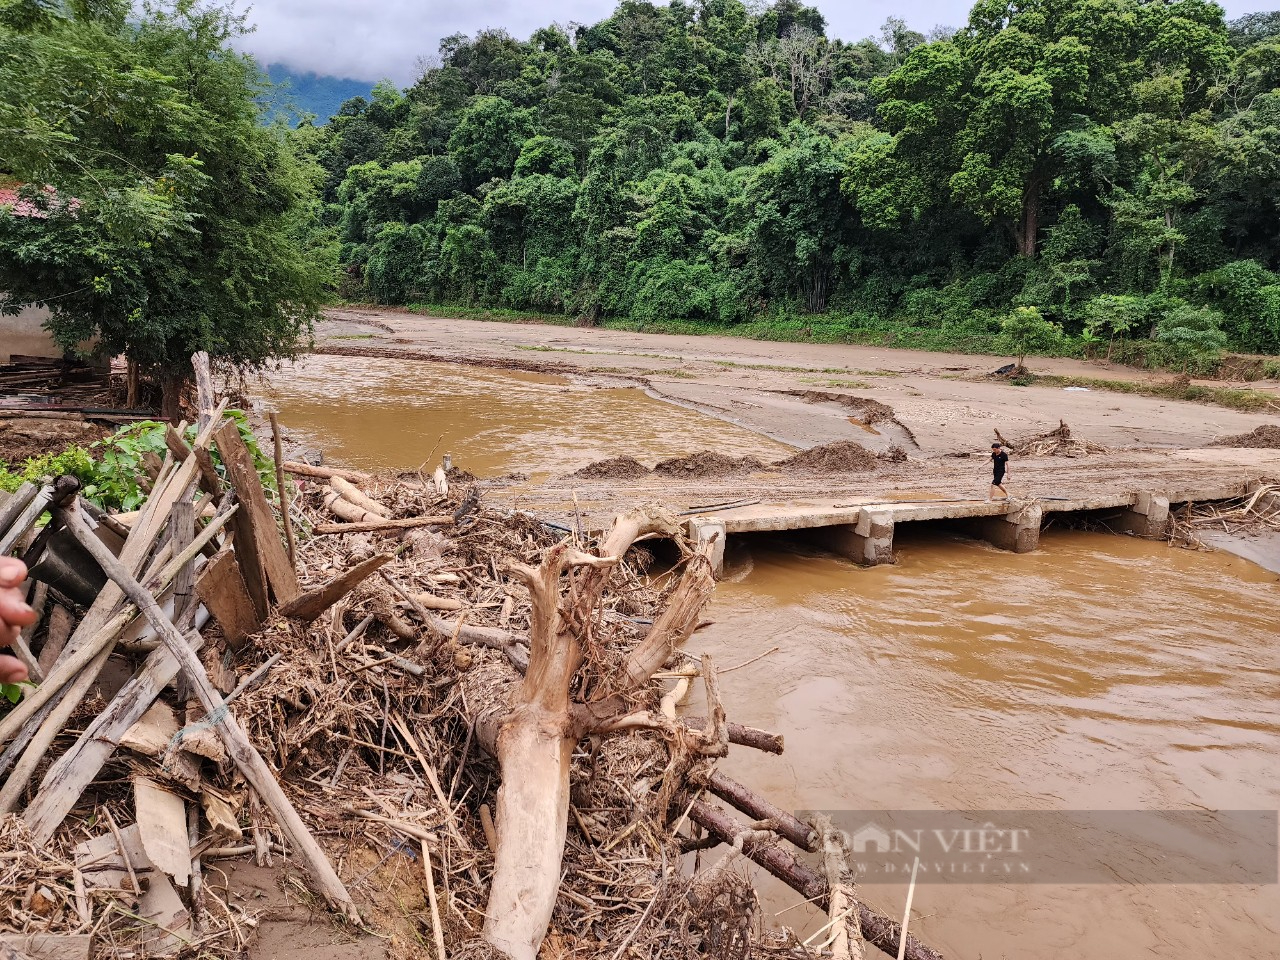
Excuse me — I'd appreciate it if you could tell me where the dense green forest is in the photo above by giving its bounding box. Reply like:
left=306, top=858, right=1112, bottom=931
left=299, top=0, right=1280, bottom=363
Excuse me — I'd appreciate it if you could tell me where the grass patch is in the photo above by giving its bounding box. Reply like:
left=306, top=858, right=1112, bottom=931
left=331, top=333, right=376, bottom=340
left=1027, top=374, right=1279, bottom=412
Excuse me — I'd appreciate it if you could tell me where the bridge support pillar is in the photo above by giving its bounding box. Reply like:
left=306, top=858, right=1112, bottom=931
left=1116, top=493, right=1170, bottom=538
left=969, top=501, right=1042, bottom=553
left=687, top=517, right=726, bottom=580
left=819, top=508, right=895, bottom=566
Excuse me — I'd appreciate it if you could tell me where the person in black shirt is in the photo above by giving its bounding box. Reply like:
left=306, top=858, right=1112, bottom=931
left=990, top=443, right=1010, bottom=500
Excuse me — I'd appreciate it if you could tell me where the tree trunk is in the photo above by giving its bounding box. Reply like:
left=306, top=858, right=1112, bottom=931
left=126, top=359, right=140, bottom=408
left=160, top=374, right=186, bottom=424
left=1015, top=178, right=1041, bottom=258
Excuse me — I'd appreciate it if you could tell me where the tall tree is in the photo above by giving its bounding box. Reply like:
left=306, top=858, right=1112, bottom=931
left=0, top=0, right=325, bottom=415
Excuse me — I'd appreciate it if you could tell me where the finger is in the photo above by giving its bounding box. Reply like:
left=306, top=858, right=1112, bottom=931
left=0, top=587, right=37, bottom=629
left=0, top=653, right=27, bottom=685
left=0, top=557, right=26, bottom=588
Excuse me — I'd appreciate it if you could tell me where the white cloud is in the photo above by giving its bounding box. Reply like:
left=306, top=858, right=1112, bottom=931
left=232, top=0, right=1273, bottom=86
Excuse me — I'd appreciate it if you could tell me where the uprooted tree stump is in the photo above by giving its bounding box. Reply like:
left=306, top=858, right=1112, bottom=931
left=470, top=506, right=720, bottom=960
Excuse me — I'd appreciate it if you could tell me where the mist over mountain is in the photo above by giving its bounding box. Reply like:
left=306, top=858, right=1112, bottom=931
left=263, top=65, right=374, bottom=124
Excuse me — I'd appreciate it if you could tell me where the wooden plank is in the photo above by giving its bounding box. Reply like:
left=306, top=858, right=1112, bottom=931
left=214, top=420, right=298, bottom=608
left=120, top=702, right=201, bottom=790
left=0, top=935, right=91, bottom=960
left=279, top=553, right=393, bottom=624
left=133, top=776, right=190, bottom=885
left=195, top=549, right=258, bottom=649
left=74, top=824, right=193, bottom=954
left=23, top=633, right=206, bottom=843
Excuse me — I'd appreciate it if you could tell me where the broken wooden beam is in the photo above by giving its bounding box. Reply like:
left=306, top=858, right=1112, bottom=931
left=194, top=549, right=259, bottom=649
left=214, top=419, right=298, bottom=613
left=313, top=516, right=454, bottom=535
left=279, top=553, right=393, bottom=624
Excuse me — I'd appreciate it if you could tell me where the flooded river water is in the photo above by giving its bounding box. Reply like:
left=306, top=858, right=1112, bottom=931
left=262, top=357, right=1280, bottom=959
left=258, top=355, right=790, bottom=475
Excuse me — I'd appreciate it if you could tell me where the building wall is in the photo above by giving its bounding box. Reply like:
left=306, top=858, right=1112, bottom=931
left=0, top=304, right=63, bottom=362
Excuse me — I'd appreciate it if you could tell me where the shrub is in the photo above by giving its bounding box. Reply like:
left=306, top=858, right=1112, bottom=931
left=1154, top=303, right=1228, bottom=369
left=1000, top=306, right=1064, bottom=369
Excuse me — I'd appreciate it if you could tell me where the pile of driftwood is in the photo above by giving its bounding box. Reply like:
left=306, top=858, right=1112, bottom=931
left=1169, top=482, right=1280, bottom=548
left=997, top=421, right=1108, bottom=458
left=0, top=362, right=945, bottom=960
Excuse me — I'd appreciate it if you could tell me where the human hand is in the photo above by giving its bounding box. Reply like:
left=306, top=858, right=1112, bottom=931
left=0, top=557, right=37, bottom=684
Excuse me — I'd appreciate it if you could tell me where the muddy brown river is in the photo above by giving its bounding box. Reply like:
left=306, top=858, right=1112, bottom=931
left=259, top=355, right=790, bottom=475
left=260, top=358, right=1280, bottom=959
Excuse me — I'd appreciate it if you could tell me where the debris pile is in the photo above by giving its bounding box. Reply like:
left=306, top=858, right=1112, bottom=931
left=774, top=440, right=881, bottom=473
left=1210, top=424, right=1280, bottom=448
left=0, top=356, right=946, bottom=960
left=568, top=455, right=652, bottom=481
left=653, top=451, right=768, bottom=478
left=1169, top=482, right=1280, bottom=548
left=1000, top=421, right=1109, bottom=457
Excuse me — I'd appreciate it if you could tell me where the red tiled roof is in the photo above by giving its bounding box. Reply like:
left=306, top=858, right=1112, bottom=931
left=0, top=184, right=78, bottom=218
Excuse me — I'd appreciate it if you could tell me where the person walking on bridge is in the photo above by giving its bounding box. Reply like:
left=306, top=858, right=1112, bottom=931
left=989, top=442, right=1010, bottom=500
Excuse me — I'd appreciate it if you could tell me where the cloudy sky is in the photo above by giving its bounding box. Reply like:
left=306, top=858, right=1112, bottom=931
left=233, top=0, right=1271, bottom=85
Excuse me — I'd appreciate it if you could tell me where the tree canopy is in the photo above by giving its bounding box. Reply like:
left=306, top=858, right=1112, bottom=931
left=0, top=0, right=326, bottom=408
left=297, top=0, right=1280, bottom=360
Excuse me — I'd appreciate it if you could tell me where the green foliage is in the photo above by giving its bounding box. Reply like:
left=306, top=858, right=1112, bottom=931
left=1154, top=302, right=1228, bottom=366
left=0, top=447, right=96, bottom=495
left=0, top=414, right=271, bottom=512
left=0, top=1, right=325, bottom=399
left=296, top=0, right=1280, bottom=364
left=1000, top=306, right=1063, bottom=367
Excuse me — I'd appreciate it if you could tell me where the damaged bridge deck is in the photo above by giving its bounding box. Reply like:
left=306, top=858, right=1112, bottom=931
left=505, top=447, right=1280, bottom=576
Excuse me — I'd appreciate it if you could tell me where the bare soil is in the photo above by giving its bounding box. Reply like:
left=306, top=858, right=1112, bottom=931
left=0, top=417, right=106, bottom=465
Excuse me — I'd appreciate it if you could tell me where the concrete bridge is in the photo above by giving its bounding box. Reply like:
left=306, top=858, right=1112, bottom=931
left=684, top=482, right=1248, bottom=577
left=502, top=447, right=1279, bottom=578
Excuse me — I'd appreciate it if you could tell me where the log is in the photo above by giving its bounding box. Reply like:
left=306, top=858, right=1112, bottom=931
left=52, top=506, right=359, bottom=922
left=323, top=490, right=383, bottom=525
left=330, top=475, right=389, bottom=517
left=683, top=717, right=783, bottom=755
left=195, top=549, right=259, bottom=649
left=282, top=461, right=371, bottom=482
left=191, top=351, right=216, bottom=434
left=279, top=553, right=393, bottom=623
left=687, top=801, right=945, bottom=960
left=313, top=516, right=454, bottom=535
left=0, top=476, right=80, bottom=554
left=412, top=592, right=462, bottom=612
left=269, top=413, right=297, bottom=566
left=0, top=482, right=38, bottom=540
left=703, top=769, right=816, bottom=851
left=215, top=419, right=299, bottom=611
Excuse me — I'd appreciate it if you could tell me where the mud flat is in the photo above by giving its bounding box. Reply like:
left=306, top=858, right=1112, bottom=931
left=317, top=306, right=1280, bottom=454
